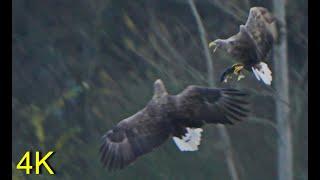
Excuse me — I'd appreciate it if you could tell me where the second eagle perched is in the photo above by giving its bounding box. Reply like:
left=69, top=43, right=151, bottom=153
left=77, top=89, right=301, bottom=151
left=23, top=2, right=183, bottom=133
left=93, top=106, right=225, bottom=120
left=209, top=7, right=278, bottom=85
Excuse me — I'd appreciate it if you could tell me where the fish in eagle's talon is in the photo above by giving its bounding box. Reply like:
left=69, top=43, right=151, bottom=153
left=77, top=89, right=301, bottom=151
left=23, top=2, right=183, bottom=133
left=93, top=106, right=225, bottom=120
left=220, top=67, right=234, bottom=83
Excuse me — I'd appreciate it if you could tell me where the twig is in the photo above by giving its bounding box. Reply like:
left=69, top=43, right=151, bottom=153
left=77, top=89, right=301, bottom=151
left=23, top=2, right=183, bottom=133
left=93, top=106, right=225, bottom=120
left=188, top=0, right=214, bottom=85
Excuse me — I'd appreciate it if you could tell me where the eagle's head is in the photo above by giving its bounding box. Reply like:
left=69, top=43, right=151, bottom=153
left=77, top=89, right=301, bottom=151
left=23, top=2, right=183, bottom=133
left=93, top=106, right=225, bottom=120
left=209, top=39, right=230, bottom=53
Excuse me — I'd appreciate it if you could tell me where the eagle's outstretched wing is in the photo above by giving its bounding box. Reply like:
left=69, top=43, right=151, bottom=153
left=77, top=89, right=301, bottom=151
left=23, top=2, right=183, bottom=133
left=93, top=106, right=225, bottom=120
left=175, top=86, right=250, bottom=125
left=244, top=7, right=277, bottom=60
left=100, top=109, right=171, bottom=171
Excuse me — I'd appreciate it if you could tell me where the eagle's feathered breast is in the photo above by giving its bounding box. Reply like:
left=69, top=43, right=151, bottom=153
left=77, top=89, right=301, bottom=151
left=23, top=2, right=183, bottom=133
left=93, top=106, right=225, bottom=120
left=224, top=27, right=259, bottom=66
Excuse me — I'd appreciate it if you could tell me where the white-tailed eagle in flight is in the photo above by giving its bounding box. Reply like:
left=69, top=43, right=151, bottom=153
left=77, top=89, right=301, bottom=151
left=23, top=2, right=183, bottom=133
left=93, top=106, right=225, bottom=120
left=100, top=79, right=250, bottom=170
left=209, top=7, right=278, bottom=85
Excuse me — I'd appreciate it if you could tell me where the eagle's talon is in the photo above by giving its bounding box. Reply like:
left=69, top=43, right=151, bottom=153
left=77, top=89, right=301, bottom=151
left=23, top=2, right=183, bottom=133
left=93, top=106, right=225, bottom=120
left=237, top=74, right=245, bottom=81
left=223, top=75, right=232, bottom=83
left=232, top=64, right=244, bottom=75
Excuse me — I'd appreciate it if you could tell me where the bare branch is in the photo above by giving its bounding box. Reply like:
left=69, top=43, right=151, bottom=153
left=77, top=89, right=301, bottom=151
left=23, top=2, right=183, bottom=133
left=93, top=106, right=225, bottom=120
left=188, top=1, right=240, bottom=180
left=273, top=0, right=293, bottom=179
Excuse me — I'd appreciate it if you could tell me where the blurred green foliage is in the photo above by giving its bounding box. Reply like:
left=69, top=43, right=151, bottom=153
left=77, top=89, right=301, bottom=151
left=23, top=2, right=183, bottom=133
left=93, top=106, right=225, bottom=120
left=12, top=0, right=307, bottom=179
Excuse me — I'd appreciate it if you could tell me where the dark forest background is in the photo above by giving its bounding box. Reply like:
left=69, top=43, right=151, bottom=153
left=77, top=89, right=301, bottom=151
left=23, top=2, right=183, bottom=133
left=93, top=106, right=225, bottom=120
left=12, top=0, right=307, bottom=179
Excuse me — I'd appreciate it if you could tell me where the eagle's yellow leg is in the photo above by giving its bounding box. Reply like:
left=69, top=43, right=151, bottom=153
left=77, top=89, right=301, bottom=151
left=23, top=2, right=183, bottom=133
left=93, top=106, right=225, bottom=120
left=232, top=63, right=244, bottom=74
left=220, top=63, right=245, bottom=83
left=232, top=64, right=245, bottom=81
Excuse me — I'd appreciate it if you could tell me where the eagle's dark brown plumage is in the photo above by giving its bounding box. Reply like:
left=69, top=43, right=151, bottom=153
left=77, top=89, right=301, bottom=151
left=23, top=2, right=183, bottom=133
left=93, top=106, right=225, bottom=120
left=209, top=7, right=277, bottom=85
left=100, top=79, right=249, bottom=170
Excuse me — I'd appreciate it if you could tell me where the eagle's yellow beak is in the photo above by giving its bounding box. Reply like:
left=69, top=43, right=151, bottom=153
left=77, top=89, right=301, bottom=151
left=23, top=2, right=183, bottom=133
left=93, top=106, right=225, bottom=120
left=208, top=41, right=216, bottom=48
left=209, top=41, right=218, bottom=53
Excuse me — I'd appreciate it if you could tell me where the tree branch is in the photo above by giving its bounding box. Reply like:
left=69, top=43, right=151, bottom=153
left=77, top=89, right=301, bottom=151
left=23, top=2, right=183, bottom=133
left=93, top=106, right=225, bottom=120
left=272, top=0, right=293, bottom=180
left=187, top=1, right=240, bottom=180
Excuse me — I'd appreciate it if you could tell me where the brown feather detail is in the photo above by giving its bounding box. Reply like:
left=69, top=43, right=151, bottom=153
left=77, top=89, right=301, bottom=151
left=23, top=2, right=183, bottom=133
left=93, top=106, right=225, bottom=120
left=244, top=7, right=277, bottom=60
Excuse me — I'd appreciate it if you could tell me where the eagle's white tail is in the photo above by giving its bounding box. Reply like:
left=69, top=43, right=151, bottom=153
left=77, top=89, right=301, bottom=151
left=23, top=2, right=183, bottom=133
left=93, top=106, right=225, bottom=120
left=252, top=62, right=272, bottom=85
left=172, top=128, right=203, bottom=151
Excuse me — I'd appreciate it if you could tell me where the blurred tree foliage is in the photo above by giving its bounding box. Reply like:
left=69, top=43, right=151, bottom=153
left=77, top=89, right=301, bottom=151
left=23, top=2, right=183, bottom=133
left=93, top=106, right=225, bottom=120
left=12, top=0, right=307, bottom=179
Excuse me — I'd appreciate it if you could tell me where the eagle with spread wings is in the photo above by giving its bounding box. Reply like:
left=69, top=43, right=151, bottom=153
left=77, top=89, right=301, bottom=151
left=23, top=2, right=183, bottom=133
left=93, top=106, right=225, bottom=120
left=209, top=7, right=278, bottom=85
left=100, top=79, right=249, bottom=170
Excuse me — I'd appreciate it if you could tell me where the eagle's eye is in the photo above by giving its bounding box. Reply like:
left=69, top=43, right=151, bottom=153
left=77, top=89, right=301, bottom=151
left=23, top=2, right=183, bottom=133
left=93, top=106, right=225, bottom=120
left=230, top=41, right=236, bottom=45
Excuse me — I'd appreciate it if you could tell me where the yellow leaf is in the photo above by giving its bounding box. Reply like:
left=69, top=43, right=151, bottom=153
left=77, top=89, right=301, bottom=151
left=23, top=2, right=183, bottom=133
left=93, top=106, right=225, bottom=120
left=123, top=14, right=136, bottom=32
